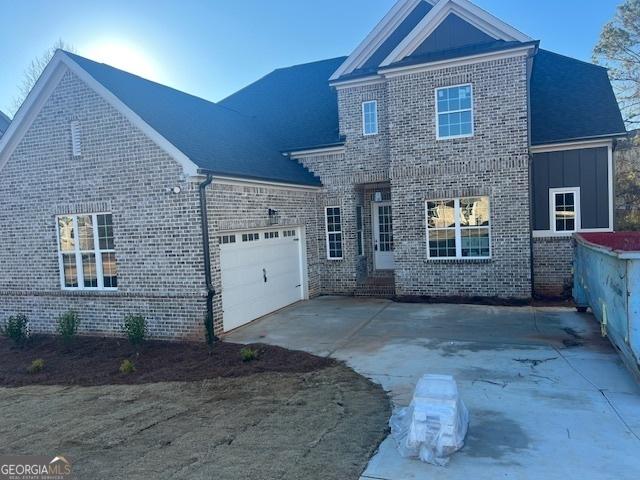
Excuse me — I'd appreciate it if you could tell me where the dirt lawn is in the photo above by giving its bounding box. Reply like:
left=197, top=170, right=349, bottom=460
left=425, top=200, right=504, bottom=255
left=0, top=338, right=390, bottom=479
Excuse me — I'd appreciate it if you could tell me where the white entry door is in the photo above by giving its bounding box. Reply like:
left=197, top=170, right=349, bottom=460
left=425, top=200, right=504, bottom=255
left=372, top=202, right=395, bottom=270
left=220, top=229, right=304, bottom=332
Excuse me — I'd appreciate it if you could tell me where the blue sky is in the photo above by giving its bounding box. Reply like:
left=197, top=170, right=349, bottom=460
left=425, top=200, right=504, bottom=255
left=0, top=0, right=622, bottom=116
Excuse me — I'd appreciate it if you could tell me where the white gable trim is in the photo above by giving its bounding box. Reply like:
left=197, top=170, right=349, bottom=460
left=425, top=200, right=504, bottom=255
left=330, top=0, right=433, bottom=81
left=381, top=0, right=532, bottom=68
left=0, top=54, right=68, bottom=174
left=0, top=51, right=200, bottom=177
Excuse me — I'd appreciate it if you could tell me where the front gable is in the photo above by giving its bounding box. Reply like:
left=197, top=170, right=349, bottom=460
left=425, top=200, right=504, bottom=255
left=408, top=13, right=497, bottom=58
left=332, top=0, right=532, bottom=81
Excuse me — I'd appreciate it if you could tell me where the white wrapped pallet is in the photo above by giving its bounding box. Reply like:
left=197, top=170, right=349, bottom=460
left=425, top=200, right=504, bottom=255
left=390, top=374, right=469, bottom=466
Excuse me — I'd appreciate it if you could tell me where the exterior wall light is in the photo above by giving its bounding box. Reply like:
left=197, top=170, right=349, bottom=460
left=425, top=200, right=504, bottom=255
left=268, top=208, right=280, bottom=225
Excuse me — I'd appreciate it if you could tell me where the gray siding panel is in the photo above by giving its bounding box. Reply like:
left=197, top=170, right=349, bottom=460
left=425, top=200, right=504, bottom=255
left=532, top=147, right=609, bottom=230
left=410, top=13, right=496, bottom=59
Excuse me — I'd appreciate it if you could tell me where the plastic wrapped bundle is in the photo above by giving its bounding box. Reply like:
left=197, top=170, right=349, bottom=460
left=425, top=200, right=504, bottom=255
left=390, top=374, right=469, bottom=466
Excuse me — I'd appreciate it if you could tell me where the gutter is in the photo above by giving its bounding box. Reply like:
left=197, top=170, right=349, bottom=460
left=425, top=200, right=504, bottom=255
left=199, top=173, right=217, bottom=345
left=527, top=44, right=539, bottom=299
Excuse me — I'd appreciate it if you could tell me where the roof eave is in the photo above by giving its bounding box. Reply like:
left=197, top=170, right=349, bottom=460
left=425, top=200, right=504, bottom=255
left=196, top=169, right=322, bottom=189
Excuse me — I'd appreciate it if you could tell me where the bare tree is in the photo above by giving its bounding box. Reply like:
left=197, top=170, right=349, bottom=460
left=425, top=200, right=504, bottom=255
left=10, top=39, right=75, bottom=116
left=593, top=0, right=640, bottom=128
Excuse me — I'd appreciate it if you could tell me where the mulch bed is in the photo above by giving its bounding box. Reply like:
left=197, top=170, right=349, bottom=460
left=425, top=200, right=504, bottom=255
left=0, top=336, right=336, bottom=387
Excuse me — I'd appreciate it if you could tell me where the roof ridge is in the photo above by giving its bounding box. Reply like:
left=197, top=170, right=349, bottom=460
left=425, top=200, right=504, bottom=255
left=273, top=55, right=348, bottom=72
left=62, top=50, right=247, bottom=113
left=538, top=48, right=607, bottom=70
left=219, top=56, right=346, bottom=105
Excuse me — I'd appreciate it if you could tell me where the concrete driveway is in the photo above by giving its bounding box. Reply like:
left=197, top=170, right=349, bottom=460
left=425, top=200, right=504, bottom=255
left=227, top=296, right=640, bottom=480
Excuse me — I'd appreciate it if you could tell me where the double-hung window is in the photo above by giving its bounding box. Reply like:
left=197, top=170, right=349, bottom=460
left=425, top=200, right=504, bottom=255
left=362, top=100, right=378, bottom=135
left=436, top=84, right=473, bottom=139
left=550, top=188, right=580, bottom=233
left=356, top=206, right=364, bottom=256
left=57, top=213, right=117, bottom=290
left=426, top=197, right=490, bottom=259
left=325, top=207, right=343, bottom=259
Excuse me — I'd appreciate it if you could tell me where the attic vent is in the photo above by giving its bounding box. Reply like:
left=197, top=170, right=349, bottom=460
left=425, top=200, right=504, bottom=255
left=70, top=121, right=82, bottom=157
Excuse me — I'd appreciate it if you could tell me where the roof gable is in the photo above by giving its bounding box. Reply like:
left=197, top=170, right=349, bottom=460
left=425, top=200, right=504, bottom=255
left=409, top=13, right=496, bottom=58
left=330, top=0, right=434, bottom=81
left=381, top=0, right=532, bottom=68
left=64, top=53, right=321, bottom=186
left=358, top=1, right=433, bottom=74
left=332, top=0, right=532, bottom=81
left=0, top=51, right=321, bottom=186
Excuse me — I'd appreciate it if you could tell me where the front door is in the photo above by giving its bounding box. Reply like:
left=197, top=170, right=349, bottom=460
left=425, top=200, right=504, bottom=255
left=372, top=202, right=394, bottom=270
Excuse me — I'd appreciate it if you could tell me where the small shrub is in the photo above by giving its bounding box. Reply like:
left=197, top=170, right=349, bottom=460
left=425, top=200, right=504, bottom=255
left=2, top=314, right=29, bottom=347
left=56, top=310, right=80, bottom=342
left=123, top=314, right=147, bottom=345
left=27, top=359, right=45, bottom=374
left=119, top=359, right=136, bottom=374
left=240, top=347, right=259, bottom=362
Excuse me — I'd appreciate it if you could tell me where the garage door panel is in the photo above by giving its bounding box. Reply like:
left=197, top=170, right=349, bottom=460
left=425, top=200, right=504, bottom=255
left=220, top=229, right=304, bottom=332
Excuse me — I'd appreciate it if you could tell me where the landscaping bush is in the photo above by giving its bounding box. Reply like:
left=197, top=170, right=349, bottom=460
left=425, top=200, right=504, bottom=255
left=123, top=314, right=147, bottom=345
left=56, top=311, right=80, bottom=342
left=119, top=359, right=136, bottom=374
left=240, top=346, right=259, bottom=362
left=27, top=359, right=45, bottom=374
left=2, top=314, right=29, bottom=347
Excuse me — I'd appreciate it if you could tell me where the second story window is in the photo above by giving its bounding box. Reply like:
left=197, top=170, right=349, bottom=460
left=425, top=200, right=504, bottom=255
left=362, top=100, right=378, bottom=135
left=436, top=84, right=473, bottom=140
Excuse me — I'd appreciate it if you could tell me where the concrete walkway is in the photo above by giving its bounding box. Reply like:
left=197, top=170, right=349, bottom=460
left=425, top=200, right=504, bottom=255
left=227, top=296, right=640, bottom=480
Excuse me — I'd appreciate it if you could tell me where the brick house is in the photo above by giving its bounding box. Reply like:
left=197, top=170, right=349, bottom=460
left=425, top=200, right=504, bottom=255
left=0, top=0, right=625, bottom=339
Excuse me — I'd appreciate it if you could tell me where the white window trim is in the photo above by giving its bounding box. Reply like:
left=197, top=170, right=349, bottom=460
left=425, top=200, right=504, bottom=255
left=55, top=213, right=117, bottom=291
left=362, top=100, right=379, bottom=136
left=425, top=197, right=491, bottom=260
left=435, top=83, right=474, bottom=141
left=356, top=205, right=365, bottom=257
left=549, top=187, right=581, bottom=236
left=325, top=206, right=343, bottom=260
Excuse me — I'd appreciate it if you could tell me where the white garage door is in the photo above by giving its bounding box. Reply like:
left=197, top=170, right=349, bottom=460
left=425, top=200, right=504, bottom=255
left=219, top=228, right=304, bottom=332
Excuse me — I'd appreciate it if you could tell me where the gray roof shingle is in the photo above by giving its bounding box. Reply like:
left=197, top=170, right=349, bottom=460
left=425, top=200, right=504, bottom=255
left=63, top=45, right=624, bottom=185
left=219, top=57, right=346, bottom=151
left=530, top=49, right=626, bottom=145
left=65, top=52, right=321, bottom=186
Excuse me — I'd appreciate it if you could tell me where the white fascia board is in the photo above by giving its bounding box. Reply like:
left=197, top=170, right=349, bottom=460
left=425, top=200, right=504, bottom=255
left=330, top=75, right=386, bottom=90
left=0, top=51, right=68, bottom=173
left=61, top=54, right=200, bottom=178
left=530, top=139, right=613, bottom=153
left=380, top=0, right=532, bottom=68
left=288, top=145, right=345, bottom=158
left=381, top=44, right=535, bottom=78
left=329, top=0, right=427, bottom=81
left=201, top=174, right=321, bottom=192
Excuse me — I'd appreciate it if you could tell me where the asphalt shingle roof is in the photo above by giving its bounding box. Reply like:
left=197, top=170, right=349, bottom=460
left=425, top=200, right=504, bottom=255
left=530, top=49, right=626, bottom=145
left=219, top=57, right=345, bottom=152
left=63, top=46, right=624, bottom=185
left=65, top=52, right=321, bottom=186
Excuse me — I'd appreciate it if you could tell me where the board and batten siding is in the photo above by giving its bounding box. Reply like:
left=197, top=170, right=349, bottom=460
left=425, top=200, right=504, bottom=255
left=532, top=147, right=610, bottom=231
